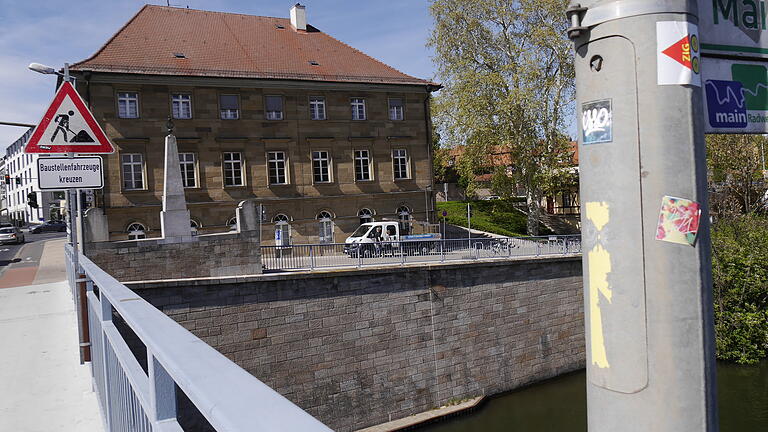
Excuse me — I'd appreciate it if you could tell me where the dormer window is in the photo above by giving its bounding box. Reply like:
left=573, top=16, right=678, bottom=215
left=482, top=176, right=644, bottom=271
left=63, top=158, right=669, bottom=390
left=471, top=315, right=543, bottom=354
left=172, top=52, right=186, bottom=59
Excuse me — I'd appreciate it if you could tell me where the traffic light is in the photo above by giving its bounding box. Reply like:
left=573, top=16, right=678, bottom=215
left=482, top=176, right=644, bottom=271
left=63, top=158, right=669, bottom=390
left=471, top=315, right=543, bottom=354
left=3, top=175, right=9, bottom=185
left=27, top=192, right=38, bottom=209
left=15, top=176, right=21, bottom=185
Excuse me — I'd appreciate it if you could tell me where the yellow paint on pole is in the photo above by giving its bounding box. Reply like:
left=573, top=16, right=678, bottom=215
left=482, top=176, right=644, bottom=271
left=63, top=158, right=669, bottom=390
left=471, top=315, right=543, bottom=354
left=585, top=202, right=612, bottom=369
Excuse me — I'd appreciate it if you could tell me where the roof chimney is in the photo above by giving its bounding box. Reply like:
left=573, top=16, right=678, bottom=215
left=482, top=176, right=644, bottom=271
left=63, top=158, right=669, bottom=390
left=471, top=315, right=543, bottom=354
left=290, top=3, right=307, bottom=31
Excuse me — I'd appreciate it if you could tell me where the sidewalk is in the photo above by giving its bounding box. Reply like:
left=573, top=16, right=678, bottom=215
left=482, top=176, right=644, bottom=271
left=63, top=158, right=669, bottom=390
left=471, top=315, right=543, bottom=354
left=0, top=241, right=103, bottom=431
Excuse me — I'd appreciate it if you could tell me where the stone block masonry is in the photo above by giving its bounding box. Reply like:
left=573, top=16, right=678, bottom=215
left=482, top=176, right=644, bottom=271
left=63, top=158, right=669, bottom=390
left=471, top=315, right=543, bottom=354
left=85, top=231, right=261, bottom=282
left=129, top=256, right=584, bottom=431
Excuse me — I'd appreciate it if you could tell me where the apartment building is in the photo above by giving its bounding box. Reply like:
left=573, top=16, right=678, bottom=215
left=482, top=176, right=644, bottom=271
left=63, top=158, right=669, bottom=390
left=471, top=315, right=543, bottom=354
left=68, top=4, right=439, bottom=243
left=4, top=129, right=63, bottom=225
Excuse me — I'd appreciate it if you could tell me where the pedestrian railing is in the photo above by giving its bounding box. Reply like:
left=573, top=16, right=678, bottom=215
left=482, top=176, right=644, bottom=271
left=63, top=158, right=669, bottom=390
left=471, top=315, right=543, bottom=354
left=65, top=245, right=333, bottom=432
left=261, top=234, right=581, bottom=272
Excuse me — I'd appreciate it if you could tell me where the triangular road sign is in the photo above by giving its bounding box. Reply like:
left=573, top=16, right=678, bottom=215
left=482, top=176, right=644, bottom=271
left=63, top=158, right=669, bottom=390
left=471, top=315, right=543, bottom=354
left=25, top=81, right=115, bottom=154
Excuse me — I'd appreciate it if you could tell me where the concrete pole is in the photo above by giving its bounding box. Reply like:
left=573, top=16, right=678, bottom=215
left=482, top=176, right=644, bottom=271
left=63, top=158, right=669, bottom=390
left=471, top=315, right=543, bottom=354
left=567, top=1, right=718, bottom=431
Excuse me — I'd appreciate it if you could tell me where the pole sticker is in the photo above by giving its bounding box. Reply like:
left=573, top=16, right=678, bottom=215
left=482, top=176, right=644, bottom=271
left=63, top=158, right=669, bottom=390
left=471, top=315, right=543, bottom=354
left=581, top=99, right=612, bottom=144
left=657, top=21, right=701, bottom=87
left=655, top=196, right=701, bottom=246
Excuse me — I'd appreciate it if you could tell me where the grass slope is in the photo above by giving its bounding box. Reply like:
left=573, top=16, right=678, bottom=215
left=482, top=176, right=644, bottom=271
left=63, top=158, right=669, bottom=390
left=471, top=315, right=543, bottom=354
left=436, top=200, right=552, bottom=237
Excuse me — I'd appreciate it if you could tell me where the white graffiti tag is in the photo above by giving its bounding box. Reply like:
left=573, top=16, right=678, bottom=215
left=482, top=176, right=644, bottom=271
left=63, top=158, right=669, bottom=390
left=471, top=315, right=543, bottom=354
left=582, top=107, right=612, bottom=138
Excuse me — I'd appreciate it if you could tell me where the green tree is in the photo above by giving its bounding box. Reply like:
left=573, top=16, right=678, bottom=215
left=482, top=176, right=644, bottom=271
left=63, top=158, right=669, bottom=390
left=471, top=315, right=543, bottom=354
left=706, top=134, right=766, bottom=217
left=429, top=0, right=574, bottom=234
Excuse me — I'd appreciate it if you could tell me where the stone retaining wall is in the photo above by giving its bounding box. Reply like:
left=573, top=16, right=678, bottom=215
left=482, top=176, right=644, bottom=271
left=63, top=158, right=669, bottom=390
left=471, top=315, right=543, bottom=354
left=129, top=256, right=584, bottom=431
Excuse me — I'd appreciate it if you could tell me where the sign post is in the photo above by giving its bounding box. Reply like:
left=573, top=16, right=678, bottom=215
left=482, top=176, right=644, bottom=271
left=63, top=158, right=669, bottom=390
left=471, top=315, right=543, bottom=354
left=568, top=1, right=717, bottom=430
left=24, top=63, right=114, bottom=364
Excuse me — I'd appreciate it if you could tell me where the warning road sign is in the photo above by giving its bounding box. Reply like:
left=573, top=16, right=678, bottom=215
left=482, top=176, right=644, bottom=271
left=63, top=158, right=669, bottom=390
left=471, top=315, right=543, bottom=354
left=657, top=21, right=701, bottom=87
left=24, top=81, right=115, bottom=154
left=37, top=157, right=104, bottom=190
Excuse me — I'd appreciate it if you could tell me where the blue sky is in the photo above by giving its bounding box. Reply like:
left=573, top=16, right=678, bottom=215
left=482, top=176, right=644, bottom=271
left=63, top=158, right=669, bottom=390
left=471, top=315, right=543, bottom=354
left=0, top=0, right=437, bottom=150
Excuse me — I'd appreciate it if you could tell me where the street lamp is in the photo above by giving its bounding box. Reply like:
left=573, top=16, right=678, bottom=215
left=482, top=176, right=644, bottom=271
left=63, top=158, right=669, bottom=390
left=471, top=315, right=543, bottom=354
left=28, top=62, right=73, bottom=83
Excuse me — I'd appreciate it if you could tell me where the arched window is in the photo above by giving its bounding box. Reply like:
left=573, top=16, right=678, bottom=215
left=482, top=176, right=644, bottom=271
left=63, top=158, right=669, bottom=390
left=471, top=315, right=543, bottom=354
left=190, top=220, right=200, bottom=236
left=397, top=205, right=412, bottom=235
left=358, top=208, right=374, bottom=225
left=227, top=217, right=237, bottom=231
left=273, top=214, right=291, bottom=246
left=317, top=211, right=334, bottom=244
left=126, top=222, right=146, bottom=240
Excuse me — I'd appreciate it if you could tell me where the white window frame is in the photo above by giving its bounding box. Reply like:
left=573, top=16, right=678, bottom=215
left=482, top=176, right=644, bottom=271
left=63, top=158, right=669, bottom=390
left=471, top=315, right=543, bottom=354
left=117, top=91, right=139, bottom=119
left=393, top=149, right=409, bottom=180
left=179, top=152, right=197, bottom=188
left=121, top=153, right=145, bottom=191
left=171, top=93, right=192, bottom=119
left=311, top=150, right=331, bottom=183
left=219, top=94, right=240, bottom=120
left=397, top=205, right=412, bottom=235
left=351, top=98, right=366, bottom=120
left=273, top=214, right=291, bottom=246
left=265, top=95, right=284, bottom=120
left=223, top=152, right=244, bottom=187
left=388, top=98, right=404, bottom=121
left=358, top=208, right=374, bottom=224
left=354, top=150, right=372, bottom=181
left=309, top=96, right=326, bottom=120
left=317, top=211, right=334, bottom=244
left=267, top=151, right=288, bottom=185
left=127, top=222, right=146, bottom=240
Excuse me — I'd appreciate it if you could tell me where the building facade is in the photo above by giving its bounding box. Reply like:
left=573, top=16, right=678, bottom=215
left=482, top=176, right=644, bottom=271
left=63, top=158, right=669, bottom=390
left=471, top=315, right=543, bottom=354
left=4, top=129, right=63, bottom=225
left=69, top=4, right=438, bottom=243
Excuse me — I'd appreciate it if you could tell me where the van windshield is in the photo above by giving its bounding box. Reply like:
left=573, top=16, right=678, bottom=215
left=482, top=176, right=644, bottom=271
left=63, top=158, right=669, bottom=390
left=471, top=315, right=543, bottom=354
left=349, top=225, right=371, bottom=238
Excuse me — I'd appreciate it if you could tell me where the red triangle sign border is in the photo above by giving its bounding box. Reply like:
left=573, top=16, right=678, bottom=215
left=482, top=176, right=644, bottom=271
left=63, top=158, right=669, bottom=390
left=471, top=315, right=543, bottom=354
left=24, top=81, right=115, bottom=154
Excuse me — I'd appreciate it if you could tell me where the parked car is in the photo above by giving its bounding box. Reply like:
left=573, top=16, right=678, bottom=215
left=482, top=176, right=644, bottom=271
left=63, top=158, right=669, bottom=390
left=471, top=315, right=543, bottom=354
left=30, top=220, right=67, bottom=234
left=0, top=227, right=25, bottom=244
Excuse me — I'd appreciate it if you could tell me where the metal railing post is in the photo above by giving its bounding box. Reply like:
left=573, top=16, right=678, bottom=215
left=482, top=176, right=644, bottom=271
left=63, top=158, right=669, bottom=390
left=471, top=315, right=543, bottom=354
left=147, top=349, right=178, bottom=424
left=309, top=245, right=315, bottom=271
left=440, top=239, right=445, bottom=263
left=99, top=290, right=114, bottom=432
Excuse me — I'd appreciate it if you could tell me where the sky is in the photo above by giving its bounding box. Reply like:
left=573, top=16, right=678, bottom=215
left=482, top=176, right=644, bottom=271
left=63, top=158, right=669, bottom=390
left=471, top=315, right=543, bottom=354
left=0, top=0, right=437, bottom=151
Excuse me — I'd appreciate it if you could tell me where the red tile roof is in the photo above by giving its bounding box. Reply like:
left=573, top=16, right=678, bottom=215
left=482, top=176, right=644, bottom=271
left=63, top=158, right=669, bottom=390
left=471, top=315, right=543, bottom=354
left=71, top=5, right=437, bottom=87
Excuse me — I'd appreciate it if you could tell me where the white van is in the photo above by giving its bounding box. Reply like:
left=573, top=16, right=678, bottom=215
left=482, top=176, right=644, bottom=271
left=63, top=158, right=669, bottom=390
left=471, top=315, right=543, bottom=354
left=343, top=221, right=440, bottom=257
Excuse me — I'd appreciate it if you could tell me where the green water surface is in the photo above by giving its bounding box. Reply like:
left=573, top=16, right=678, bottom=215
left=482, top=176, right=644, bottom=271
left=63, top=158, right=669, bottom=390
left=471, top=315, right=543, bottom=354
left=417, top=361, right=768, bottom=432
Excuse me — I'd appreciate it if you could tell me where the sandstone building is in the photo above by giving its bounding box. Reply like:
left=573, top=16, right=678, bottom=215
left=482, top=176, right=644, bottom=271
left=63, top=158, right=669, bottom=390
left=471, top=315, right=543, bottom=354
left=69, top=4, right=439, bottom=243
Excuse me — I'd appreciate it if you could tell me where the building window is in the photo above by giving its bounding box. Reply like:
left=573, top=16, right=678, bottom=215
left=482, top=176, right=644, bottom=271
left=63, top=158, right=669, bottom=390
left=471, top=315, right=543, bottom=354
left=351, top=98, right=366, bottom=120
left=389, top=98, right=404, bottom=121
left=223, top=152, right=244, bottom=187
left=317, top=211, right=334, bottom=244
left=190, top=220, right=199, bottom=236
left=309, top=97, right=326, bottom=120
left=354, top=150, right=371, bottom=181
left=171, top=93, right=192, bottom=119
left=397, top=205, right=412, bottom=235
left=227, top=217, right=238, bottom=231
left=393, top=149, right=409, bottom=180
left=126, top=222, right=146, bottom=240
left=358, top=208, right=374, bottom=225
left=267, top=151, right=288, bottom=185
left=121, top=154, right=144, bottom=190
left=273, top=214, right=291, bottom=246
left=219, top=94, right=240, bottom=120
left=265, top=96, right=284, bottom=120
left=179, top=152, right=196, bottom=188
left=117, top=92, right=139, bottom=118
left=312, top=151, right=331, bottom=183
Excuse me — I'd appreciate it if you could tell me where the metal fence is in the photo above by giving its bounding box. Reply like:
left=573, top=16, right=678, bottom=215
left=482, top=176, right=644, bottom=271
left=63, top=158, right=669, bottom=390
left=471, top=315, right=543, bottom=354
left=65, top=245, right=333, bottom=432
left=261, top=235, right=581, bottom=272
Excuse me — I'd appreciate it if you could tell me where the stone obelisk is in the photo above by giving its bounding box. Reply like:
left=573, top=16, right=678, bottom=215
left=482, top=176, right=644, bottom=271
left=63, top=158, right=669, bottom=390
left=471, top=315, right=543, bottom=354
left=160, top=119, right=193, bottom=242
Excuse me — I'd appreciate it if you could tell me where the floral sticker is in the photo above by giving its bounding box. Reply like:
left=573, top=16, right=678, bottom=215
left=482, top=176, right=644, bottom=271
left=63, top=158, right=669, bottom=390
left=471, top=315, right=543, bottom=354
left=655, top=196, right=701, bottom=246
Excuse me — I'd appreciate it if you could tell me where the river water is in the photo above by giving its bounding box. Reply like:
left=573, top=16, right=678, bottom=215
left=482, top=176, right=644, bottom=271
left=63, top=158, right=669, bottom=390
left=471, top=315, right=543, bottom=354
left=417, top=360, right=767, bottom=432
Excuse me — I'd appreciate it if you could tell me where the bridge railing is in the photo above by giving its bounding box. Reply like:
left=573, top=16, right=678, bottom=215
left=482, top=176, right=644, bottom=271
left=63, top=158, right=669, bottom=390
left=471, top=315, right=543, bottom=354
left=261, top=234, right=581, bottom=271
left=65, top=245, right=333, bottom=432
